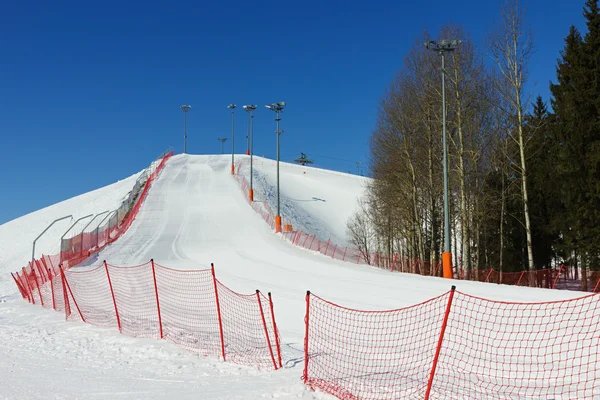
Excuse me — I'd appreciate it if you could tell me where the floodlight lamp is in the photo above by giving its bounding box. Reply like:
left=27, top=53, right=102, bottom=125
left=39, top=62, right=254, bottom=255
left=227, top=104, right=236, bottom=109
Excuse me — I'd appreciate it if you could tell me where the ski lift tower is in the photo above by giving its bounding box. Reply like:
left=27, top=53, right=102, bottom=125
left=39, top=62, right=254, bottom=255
left=294, top=152, right=313, bottom=166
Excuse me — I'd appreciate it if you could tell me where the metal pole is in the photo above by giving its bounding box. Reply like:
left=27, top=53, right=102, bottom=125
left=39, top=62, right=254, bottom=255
left=184, top=111, right=187, bottom=154
left=250, top=111, right=253, bottom=196
left=276, top=109, right=281, bottom=218
left=59, top=214, right=94, bottom=264
left=32, top=215, right=73, bottom=262
left=80, top=210, right=109, bottom=236
left=442, top=52, right=450, bottom=257
left=231, top=108, right=235, bottom=173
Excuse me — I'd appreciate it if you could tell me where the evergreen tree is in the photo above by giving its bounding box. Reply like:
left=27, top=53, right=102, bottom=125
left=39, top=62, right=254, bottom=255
left=550, top=0, right=600, bottom=289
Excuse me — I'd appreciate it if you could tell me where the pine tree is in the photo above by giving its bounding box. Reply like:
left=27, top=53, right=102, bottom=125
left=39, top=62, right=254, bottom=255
left=550, top=0, right=600, bottom=289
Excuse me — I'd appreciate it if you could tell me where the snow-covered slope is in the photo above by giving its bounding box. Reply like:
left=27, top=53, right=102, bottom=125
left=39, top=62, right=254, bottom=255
left=0, top=154, right=588, bottom=399
left=0, top=172, right=140, bottom=294
left=246, top=156, right=369, bottom=246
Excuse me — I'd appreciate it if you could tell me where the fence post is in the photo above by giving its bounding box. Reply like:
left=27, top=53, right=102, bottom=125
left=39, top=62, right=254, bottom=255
left=309, top=235, right=316, bottom=250
left=516, top=271, right=526, bottom=286
left=324, top=239, right=330, bottom=256
left=104, top=261, right=121, bottom=332
left=10, top=273, right=25, bottom=300
left=150, top=259, right=163, bottom=339
left=49, top=269, right=56, bottom=310
left=485, top=269, right=494, bottom=283
left=424, top=285, right=456, bottom=400
left=594, top=276, right=600, bottom=293
left=31, top=268, right=44, bottom=306
left=268, top=292, right=283, bottom=369
left=551, top=265, right=563, bottom=289
left=330, top=244, right=337, bottom=259
left=302, top=232, right=310, bottom=248
left=342, top=247, right=347, bottom=262
left=61, top=267, right=85, bottom=322
left=302, top=290, right=311, bottom=384
left=59, top=266, right=71, bottom=319
left=256, top=290, right=278, bottom=370
left=23, top=267, right=35, bottom=304
left=211, top=263, right=226, bottom=361
left=17, top=272, right=30, bottom=303
left=34, top=259, right=46, bottom=284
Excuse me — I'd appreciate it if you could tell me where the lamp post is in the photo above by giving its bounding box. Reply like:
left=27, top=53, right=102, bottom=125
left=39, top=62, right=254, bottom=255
left=180, top=105, right=191, bottom=154
left=424, top=39, right=460, bottom=279
left=217, top=138, right=227, bottom=154
left=266, top=102, right=286, bottom=233
left=243, top=105, right=257, bottom=201
left=227, top=104, right=236, bottom=174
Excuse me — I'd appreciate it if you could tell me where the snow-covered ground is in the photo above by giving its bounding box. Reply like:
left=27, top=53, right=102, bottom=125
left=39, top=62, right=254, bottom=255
left=0, top=154, right=588, bottom=399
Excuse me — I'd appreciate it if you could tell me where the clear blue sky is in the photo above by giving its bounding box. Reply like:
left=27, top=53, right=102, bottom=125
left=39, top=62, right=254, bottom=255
left=0, top=0, right=588, bottom=224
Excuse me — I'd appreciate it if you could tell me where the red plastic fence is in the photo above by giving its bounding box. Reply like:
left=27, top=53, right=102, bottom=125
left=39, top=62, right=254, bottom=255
left=19, top=260, right=281, bottom=370
left=303, top=289, right=600, bottom=399
left=233, top=160, right=600, bottom=293
left=12, top=152, right=173, bottom=295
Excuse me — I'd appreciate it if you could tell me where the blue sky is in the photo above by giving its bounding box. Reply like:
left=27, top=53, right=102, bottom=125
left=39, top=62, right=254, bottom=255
left=0, top=0, right=588, bottom=224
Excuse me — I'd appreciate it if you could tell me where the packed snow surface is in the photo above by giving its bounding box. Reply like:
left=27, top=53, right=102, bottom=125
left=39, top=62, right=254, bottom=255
left=0, top=154, right=586, bottom=399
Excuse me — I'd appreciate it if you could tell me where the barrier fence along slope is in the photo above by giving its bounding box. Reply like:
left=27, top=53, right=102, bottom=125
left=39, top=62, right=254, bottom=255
left=18, top=260, right=282, bottom=370
left=233, top=159, right=600, bottom=292
left=302, top=289, right=600, bottom=399
left=14, top=151, right=173, bottom=300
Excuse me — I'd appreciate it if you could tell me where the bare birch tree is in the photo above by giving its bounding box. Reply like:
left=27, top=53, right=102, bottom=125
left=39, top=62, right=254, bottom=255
left=488, top=0, right=535, bottom=285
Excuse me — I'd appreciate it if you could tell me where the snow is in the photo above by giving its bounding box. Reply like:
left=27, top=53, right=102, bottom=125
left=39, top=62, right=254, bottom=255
left=0, top=153, right=589, bottom=399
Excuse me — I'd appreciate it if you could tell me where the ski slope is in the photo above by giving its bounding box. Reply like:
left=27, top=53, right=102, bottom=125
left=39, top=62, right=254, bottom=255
left=0, top=154, right=588, bottom=399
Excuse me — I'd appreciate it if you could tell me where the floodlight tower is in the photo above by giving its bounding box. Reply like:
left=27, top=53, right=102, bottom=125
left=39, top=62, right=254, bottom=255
left=227, top=104, right=236, bottom=174
left=243, top=105, right=257, bottom=201
left=265, top=101, right=286, bottom=233
left=217, top=137, right=227, bottom=154
left=180, top=105, right=191, bottom=154
left=424, top=39, right=461, bottom=280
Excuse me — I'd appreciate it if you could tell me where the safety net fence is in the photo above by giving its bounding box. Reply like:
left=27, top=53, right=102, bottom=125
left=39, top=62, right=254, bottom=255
left=302, top=288, right=600, bottom=399
left=16, top=260, right=282, bottom=371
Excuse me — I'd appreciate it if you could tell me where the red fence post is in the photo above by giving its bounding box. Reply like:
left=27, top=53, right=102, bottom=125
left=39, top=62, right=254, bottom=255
left=342, top=247, right=347, bottom=262
left=330, top=244, right=337, bottom=259
left=485, top=269, right=494, bottom=283
left=302, top=232, right=310, bottom=248
left=31, top=269, right=44, bottom=306
left=59, top=266, right=71, bottom=319
left=23, top=267, right=35, bottom=304
left=268, top=292, right=283, bottom=369
left=211, top=263, right=226, bottom=361
left=104, top=261, right=121, bottom=332
left=594, top=276, right=600, bottom=293
left=324, top=239, right=330, bottom=256
left=516, top=271, right=526, bottom=286
left=309, top=235, right=316, bottom=250
left=10, top=272, right=26, bottom=300
left=150, top=259, right=163, bottom=339
left=17, top=272, right=30, bottom=303
left=302, top=290, right=311, bottom=384
left=61, top=267, right=85, bottom=322
left=49, top=269, right=56, bottom=310
left=424, top=286, right=456, bottom=400
left=551, top=265, right=563, bottom=289
left=256, top=290, right=278, bottom=370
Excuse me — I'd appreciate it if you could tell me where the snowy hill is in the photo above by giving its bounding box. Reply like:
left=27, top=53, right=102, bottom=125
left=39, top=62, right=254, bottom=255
left=0, top=153, right=587, bottom=399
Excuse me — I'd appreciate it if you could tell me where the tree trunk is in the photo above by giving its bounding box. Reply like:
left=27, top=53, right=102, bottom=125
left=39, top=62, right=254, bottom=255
left=516, top=101, right=535, bottom=286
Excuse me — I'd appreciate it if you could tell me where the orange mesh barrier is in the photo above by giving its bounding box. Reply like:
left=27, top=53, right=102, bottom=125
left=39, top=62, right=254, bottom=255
left=303, top=288, right=600, bottom=399
left=21, top=260, right=282, bottom=371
